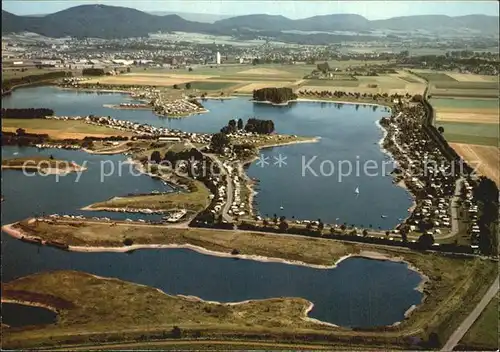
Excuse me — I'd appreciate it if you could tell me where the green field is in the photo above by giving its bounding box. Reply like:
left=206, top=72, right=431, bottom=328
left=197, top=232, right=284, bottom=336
left=186, top=81, right=237, bottom=90
left=2, top=119, right=131, bottom=137
left=430, top=98, right=499, bottom=109
left=304, top=79, right=359, bottom=87
left=415, top=72, right=457, bottom=82
left=208, top=76, right=297, bottom=82
left=434, top=82, right=498, bottom=90
left=458, top=295, right=499, bottom=350
left=436, top=121, right=499, bottom=146
left=398, top=75, right=421, bottom=83
left=430, top=89, right=499, bottom=99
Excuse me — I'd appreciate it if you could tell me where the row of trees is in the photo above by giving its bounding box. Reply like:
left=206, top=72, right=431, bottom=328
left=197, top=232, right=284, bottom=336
left=252, top=87, right=297, bottom=104
left=220, top=118, right=244, bottom=134
left=474, top=177, right=499, bottom=256
left=219, top=118, right=275, bottom=135
left=1, top=108, right=54, bottom=119
left=244, top=118, right=275, bottom=134
left=2, top=71, right=72, bottom=94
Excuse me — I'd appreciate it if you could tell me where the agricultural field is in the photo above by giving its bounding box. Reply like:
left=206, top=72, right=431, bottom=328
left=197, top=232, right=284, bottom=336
left=85, top=73, right=215, bottom=87
left=236, top=81, right=294, bottom=93
left=432, top=98, right=498, bottom=124
left=185, top=81, right=238, bottom=91
left=299, top=73, right=425, bottom=96
left=449, top=143, right=499, bottom=186
left=415, top=72, right=458, bottom=82
left=435, top=121, right=499, bottom=147
left=303, top=79, right=360, bottom=87
left=412, top=70, right=499, bottom=99
left=2, top=119, right=132, bottom=139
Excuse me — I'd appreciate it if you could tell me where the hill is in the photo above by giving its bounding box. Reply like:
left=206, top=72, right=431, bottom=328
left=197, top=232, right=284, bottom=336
left=2, top=5, right=210, bottom=39
left=2, top=5, right=498, bottom=39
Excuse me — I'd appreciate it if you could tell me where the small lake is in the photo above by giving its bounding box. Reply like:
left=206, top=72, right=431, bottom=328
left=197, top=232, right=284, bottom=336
left=1, top=87, right=421, bottom=328
left=2, top=303, right=57, bottom=327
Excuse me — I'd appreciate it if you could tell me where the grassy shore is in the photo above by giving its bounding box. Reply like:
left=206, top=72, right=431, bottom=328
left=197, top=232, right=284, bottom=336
left=84, top=179, right=211, bottom=213
left=2, top=156, right=86, bottom=174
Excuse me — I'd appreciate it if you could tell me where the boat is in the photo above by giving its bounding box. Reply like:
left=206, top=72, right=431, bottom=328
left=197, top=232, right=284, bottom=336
left=354, top=187, right=359, bottom=195
left=280, top=206, right=284, bottom=210
left=381, top=215, right=388, bottom=218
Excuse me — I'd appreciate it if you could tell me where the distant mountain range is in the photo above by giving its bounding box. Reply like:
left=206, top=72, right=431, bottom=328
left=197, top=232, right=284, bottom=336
left=2, top=4, right=498, bottom=40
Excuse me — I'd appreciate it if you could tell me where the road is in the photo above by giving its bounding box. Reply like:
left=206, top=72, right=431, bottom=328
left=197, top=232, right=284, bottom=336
left=441, top=276, right=499, bottom=351
left=185, top=140, right=234, bottom=223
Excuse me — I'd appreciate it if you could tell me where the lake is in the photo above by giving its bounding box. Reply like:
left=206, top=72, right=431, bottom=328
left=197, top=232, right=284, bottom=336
left=1, top=87, right=421, bottom=328
left=3, top=86, right=413, bottom=228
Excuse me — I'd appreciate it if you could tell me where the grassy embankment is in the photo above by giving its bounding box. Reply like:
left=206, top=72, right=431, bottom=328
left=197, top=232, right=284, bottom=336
left=457, top=294, right=499, bottom=351
left=3, top=219, right=498, bottom=350
left=2, top=119, right=133, bottom=140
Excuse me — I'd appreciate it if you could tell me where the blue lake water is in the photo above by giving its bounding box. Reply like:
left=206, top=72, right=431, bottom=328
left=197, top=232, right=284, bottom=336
left=1, top=87, right=422, bottom=328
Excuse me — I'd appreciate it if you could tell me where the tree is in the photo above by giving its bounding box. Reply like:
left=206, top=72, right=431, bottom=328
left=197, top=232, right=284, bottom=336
left=16, top=128, right=26, bottom=136
left=185, top=82, right=192, bottom=89
left=123, top=238, right=134, bottom=246
left=417, top=233, right=435, bottom=249
left=317, top=62, right=330, bottom=74
left=362, top=229, right=368, bottom=237
left=437, top=126, right=444, bottom=134
left=411, top=94, right=423, bottom=102
left=210, top=132, right=230, bottom=154
left=237, top=118, right=244, bottom=130
left=150, top=150, right=162, bottom=164
left=126, top=67, right=131, bottom=73
left=318, top=220, right=324, bottom=231
left=173, top=84, right=179, bottom=89
left=171, top=326, right=182, bottom=338
left=49, top=154, right=54, bottom=160
left=278, top=220, right=289, bottom=232
left=188, top=67, right=193, bottom=72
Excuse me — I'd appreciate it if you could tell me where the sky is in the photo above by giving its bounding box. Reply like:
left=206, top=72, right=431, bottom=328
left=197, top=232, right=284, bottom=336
left=3, top=0, right=499, bottom=19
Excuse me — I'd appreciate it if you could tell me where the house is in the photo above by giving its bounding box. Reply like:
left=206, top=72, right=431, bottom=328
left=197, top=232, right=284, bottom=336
left=158, top=136, right=181, bottom=142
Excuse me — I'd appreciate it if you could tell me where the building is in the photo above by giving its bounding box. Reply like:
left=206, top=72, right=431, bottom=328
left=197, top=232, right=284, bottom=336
left=158, top=136, right=181, bottom=142
left=216, top=52, right=221, bottom=65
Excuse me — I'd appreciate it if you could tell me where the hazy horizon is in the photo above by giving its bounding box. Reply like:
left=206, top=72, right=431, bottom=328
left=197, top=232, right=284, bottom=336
left=3, top=1, right=499, bottom=20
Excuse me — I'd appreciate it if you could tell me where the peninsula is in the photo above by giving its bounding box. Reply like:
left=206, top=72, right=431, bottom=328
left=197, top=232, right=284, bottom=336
left=1, top=156, right=86, bottom=174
